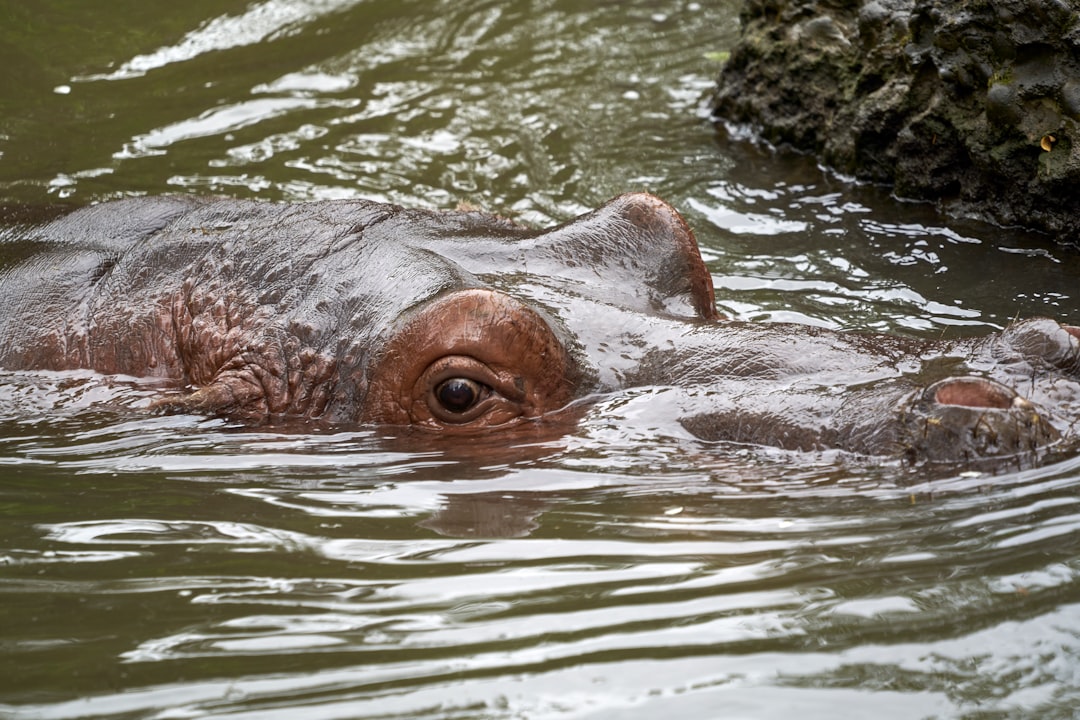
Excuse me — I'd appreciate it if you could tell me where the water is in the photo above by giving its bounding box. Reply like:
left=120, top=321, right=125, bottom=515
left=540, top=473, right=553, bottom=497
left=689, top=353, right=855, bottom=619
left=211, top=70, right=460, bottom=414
left=3, top=1, right=1080, bottom=717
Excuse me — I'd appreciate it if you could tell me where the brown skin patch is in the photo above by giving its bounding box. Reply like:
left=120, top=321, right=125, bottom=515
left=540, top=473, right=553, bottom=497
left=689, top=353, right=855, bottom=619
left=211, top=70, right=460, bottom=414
left=151, top=283, right=339, bottom=422
left=362, top=289, right=578, bottom=431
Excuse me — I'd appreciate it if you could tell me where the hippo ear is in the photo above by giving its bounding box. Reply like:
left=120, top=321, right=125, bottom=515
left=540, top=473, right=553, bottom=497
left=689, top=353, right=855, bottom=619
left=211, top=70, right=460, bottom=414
left=535, top=193, right=717, bottom=321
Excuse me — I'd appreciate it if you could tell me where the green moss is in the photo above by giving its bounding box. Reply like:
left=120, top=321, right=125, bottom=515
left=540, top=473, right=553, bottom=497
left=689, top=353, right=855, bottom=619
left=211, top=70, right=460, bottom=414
left=987, top=66, right=1014, bottom=87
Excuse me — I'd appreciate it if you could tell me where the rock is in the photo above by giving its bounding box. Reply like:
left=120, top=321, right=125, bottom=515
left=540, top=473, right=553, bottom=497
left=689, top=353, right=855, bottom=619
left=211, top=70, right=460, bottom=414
left=711, top=0, right=1080, bottom=245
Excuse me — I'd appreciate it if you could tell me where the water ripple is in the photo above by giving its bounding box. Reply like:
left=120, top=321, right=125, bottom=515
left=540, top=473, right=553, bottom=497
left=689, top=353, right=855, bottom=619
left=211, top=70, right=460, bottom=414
left=4, top=0, right=1080, bottom=716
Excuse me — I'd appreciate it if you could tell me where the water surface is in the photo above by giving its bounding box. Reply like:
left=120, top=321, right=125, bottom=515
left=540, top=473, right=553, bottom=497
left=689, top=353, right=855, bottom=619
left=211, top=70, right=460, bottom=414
left=2, top=1, right=1080, bottom=717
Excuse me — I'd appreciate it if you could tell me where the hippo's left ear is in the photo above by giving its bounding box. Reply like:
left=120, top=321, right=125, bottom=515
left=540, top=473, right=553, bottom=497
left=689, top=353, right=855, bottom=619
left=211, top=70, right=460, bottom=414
left=537, top=193, right=718, bottom=321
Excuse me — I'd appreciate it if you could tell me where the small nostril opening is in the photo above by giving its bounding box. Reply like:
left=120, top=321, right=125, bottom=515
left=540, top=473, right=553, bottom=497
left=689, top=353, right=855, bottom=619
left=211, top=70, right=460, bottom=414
left=1065, top=325, right=1080, bottom=341
left=932, top=378, right=1014, bottom=409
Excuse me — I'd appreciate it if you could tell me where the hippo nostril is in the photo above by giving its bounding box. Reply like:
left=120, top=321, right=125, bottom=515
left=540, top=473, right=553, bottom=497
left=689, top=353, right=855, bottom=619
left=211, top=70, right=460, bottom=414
left=1066, top=325, right=1080, bottom=342
left=929, top=377, right=1016, bottom=409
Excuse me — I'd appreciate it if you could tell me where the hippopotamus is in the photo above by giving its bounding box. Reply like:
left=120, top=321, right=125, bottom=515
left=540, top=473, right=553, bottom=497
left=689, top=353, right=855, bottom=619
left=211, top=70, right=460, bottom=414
left=1, top=193, right=1078, bottom=465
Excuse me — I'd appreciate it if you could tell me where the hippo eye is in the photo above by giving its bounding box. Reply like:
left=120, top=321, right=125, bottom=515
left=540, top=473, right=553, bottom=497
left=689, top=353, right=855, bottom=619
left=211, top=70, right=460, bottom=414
left=434, top=377, right=484, bottom=414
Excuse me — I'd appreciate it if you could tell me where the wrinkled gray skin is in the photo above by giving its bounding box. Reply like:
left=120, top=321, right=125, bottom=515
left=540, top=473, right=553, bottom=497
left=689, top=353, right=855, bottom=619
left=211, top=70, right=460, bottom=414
left=0, top=193, right=1078, bottom=466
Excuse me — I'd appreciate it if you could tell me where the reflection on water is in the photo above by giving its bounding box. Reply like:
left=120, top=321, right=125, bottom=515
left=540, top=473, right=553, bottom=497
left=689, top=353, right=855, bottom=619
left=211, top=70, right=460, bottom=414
left=2, top=0, right=1080, bottom=717
left=80, top=0, right=370, bottom=82
left=4, top=371, right=1080, bottom=717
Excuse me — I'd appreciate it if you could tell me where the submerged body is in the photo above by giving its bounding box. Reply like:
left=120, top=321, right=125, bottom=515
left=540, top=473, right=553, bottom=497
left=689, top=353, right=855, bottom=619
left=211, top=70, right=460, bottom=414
left=0, top=193, right=1077, bottom=465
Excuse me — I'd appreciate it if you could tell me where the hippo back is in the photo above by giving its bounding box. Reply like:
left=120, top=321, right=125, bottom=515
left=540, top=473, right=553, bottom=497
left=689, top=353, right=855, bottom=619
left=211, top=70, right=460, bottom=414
left=0, top=197, right=206, bottom=368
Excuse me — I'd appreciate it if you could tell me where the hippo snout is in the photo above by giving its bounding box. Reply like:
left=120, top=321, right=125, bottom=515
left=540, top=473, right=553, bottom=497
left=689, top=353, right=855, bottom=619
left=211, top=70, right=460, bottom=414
left=900, top=377, right=1061, bottom=464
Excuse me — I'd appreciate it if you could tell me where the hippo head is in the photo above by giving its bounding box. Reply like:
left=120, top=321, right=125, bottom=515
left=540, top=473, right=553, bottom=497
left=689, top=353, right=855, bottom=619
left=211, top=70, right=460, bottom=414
left=341, top=194, right=1078, bottom=465
left=3, top=193, right=1079, bottom=464
left=108, top=192, right=717, bottom=433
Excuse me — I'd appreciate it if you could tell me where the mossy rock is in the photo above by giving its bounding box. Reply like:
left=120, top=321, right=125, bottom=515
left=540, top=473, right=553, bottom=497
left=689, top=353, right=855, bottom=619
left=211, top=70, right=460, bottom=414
left=711, top=0, right=1080, bottom=245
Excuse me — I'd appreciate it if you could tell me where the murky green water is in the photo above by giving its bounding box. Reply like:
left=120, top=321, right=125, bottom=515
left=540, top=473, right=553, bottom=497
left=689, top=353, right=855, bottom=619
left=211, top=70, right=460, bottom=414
left=3, top=1, right=1080, bottom=717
